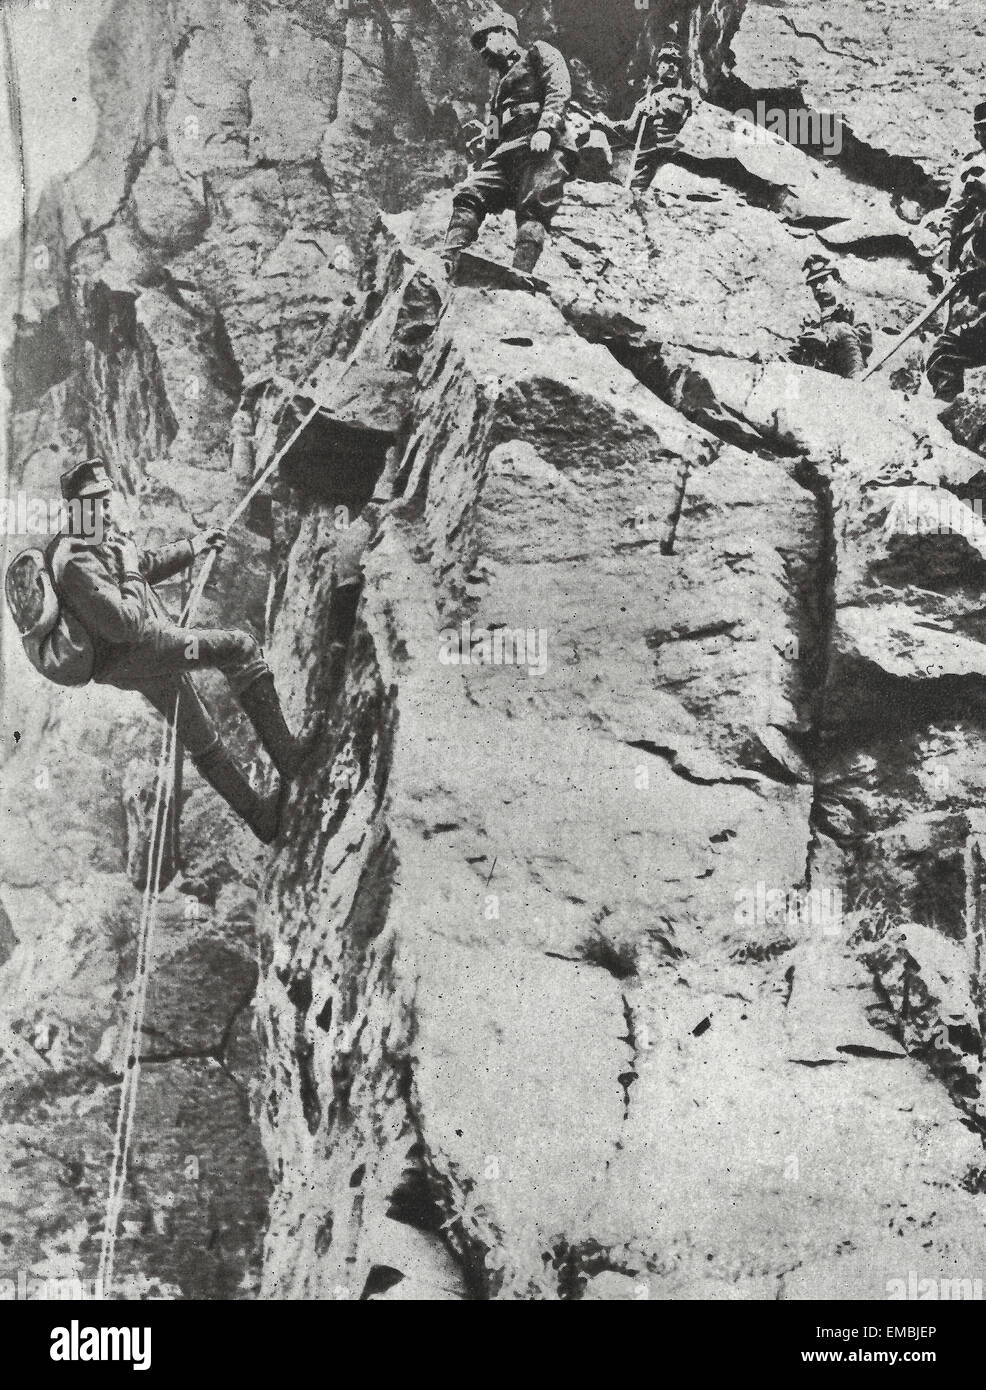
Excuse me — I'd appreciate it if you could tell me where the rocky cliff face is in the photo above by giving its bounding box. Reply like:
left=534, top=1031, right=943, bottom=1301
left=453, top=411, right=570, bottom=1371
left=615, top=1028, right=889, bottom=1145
left=3, top=0, right=986, bottom=1301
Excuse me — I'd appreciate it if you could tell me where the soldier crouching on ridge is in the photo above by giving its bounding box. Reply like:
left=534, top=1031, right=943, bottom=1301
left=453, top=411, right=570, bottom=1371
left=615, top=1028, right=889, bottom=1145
left=595, top=42, right=693, bottom=193
left=790, top=254, right=873, bottom=379
left=926, top=102, right=986, bottom=401
left=442, top=6, right=577, bottom=278
left=50, top=460, right=319, bottom=844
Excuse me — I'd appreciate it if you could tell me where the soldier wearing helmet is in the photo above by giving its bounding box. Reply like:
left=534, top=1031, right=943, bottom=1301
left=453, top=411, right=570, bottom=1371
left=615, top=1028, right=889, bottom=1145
left=596, top=41, right=694, bottom=192
left=791, top=254, right=873, bottom=379
left=442, top=7, right=577, bottom=278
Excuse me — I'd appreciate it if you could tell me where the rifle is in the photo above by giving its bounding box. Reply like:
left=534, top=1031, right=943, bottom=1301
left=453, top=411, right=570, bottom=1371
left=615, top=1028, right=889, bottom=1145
left=860, top=280, right=959, bottom=382
left=625, top=82, right=654, bottom=192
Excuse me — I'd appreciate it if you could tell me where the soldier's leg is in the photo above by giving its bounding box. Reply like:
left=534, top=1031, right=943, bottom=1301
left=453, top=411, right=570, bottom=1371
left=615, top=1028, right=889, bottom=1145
left=927, top=288, right=986, bottom=401
left=444, top=150, right=511, bottom=274
left=631, top=149, right=666, bottom=193
left=140, top=676, right=281, bottom=844
left=237, top=670, right=324, bottom=781
left=115, top=625, right=320, bottom=782
left=101, top=623, right=269, bottom=695
left=139, top=673, right=221, bottom=759
left=178, top=626, right=323, bottom=781
left=134, top=676, right=280, bottom=843
left=156, top=624, right=269, bottom=695
left=512, top=147, right=576, bottom=272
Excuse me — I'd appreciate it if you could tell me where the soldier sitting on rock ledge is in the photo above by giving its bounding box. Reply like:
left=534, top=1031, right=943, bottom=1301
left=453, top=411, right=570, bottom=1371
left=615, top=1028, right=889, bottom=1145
left=790, top=254, right=873, bottom=380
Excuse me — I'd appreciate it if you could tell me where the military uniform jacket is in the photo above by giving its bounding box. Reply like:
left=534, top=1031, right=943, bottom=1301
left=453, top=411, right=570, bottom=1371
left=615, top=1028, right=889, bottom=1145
left=820, top=295, right=873, bottom=352
left=487, top=41, right=575, bottom=154
left=795, top=289, right=873, bottom=376
left=50, top=533, right=194, bottom=676
left=612, top=84, right=693, bottom=156
left=937, top=149, right=986, bottom=271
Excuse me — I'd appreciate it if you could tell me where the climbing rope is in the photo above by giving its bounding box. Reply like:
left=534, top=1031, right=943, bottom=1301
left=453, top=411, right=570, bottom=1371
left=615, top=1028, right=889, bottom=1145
left=180, top=394, right=324, bottom=622
left=97, top=696, right=180, bottom=1295
left=98, top=377, right=326, bottom=1296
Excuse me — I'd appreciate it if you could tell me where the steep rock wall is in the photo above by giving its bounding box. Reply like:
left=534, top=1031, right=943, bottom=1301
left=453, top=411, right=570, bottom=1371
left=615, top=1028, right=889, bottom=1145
left=254, top=196, right=986, bottom=1298
left=0, top=0, right=510, bottom=1299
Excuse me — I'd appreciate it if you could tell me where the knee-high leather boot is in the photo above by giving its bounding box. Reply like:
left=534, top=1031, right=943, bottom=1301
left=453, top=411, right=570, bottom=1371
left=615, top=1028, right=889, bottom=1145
left=238, top=673, right=323, bottom=782
left=443, top=204, right=482, bottom=278
left=513, top=220, right=547, bottom=273
left=193, top=741, right=283, bottom=845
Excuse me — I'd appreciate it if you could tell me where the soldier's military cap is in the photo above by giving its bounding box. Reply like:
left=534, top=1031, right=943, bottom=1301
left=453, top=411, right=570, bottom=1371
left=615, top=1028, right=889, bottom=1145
left=470, top=8, right=519, bottom=50
left=657, top=42, right=684, bottom=65
left=803, top=253, right=839, bottom=286
left=61, top=458, right=114, bottom=501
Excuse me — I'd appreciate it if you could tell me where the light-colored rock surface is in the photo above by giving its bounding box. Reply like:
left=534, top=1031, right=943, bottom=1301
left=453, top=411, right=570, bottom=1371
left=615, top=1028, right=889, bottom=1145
left=3, top=0, right=986, bottom=1301
left=732, top=0, right=984, bottom=179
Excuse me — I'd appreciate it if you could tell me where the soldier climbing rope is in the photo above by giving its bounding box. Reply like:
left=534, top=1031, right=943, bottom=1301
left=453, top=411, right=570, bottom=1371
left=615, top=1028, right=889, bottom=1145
left=96, top=380, right=328, bottom=1296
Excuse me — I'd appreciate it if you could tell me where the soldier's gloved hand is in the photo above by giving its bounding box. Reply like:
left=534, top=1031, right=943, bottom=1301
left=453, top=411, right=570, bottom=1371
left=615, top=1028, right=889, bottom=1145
left=530, top=130, right=552, bottom=155
left=191, top=527, right=228, bottom=557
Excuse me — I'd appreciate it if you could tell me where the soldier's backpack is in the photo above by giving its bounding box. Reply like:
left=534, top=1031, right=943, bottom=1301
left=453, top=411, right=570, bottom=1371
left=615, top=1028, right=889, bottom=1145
left=4, top=543, right=95, bottom=686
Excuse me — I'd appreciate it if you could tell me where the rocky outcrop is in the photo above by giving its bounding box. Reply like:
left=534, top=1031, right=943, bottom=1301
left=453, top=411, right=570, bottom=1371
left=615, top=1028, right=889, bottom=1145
left=731, top=0, right=984, bottom=185
left=251, top=211, right=986, bottom=1298
left=3, top=0, right=986, bottom=1302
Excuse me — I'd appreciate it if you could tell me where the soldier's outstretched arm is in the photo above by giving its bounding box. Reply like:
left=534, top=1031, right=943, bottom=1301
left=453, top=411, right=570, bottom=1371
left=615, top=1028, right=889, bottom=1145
left=138, top=540, right=195, bottom=584
left=530, top=41, right=572, bottom=143
left=611, top=92, right=656, bottom=145
left=57, top=544, right=147, bottom=645
left=140, top=528, right=227, bottom=584
left=605, top=108, right=638, bottom=141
